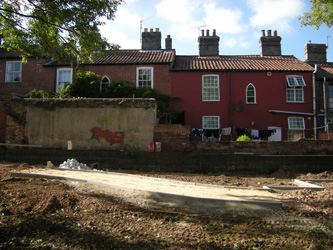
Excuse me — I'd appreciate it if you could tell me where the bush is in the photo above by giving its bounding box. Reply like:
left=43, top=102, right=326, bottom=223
left=236, top=135, right=251, bottom=142
left=70, top=68, right=101, bottom=98
left=26, top=89, right=48, bottom=98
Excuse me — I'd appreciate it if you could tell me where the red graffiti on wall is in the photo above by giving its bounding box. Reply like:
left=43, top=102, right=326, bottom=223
left=91, top=128, right=124, bottom=144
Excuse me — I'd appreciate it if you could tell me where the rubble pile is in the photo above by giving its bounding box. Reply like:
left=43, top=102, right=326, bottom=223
left=59, top=159, right=92, bottom=170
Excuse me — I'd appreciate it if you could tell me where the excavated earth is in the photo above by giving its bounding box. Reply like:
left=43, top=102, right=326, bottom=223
left=0, top=162, right=332, bottom=249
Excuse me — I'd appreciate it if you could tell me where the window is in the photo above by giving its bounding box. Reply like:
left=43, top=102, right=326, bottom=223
left=56, top=68, right=73, bottom=92
left=137, top=67, right=153, bottom=88
left=202, top=75, right=219, bottom=101
left=246, top=83, right=256, bottom=104
left=5, top=61, right=22, bottom=82
left=329, top=85, right=333, bottom=111
left=202, top=116, right=220, bottom=141
left=100, top=76, right=110, bottom=93
left=288, top=117, right=305, bottom=141
left=286, top=76, right=306, bottom=102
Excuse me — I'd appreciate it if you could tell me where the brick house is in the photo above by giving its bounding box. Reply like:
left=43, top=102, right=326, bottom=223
left=304, top=43, right=333, bottom=138
left=0, top=49, right=55, bottom=95
left=44, top=28, right=175, bottom=96
left=170, top=30, right=315, bottom=141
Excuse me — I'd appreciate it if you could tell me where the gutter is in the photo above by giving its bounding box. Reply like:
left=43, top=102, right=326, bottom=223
left=269, top=110, right=314, bottom=116
left=313, top=64, right=317, bottom=139
left=323, top=77, right=327, bottom=131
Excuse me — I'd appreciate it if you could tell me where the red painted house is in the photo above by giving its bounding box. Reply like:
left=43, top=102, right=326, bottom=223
left=171, top=30, right=315, bottom=141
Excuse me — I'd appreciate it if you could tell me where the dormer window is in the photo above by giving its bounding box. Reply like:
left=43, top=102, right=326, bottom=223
left=286, top=75, right=306, bottom=103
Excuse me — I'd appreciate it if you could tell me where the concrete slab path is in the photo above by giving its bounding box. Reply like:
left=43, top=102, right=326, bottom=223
left=11, top=168, right=282, bottom=212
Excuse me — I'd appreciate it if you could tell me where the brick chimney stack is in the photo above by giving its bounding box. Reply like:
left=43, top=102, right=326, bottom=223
left=165, top=35, right=172, bottom=50
left=259, top=30, right=282, bottom=56
left=141, top=28, right=161, bottom=50
left=198, top=29, right=220, bottom=57
left=304, top=42, right=327, bottom=64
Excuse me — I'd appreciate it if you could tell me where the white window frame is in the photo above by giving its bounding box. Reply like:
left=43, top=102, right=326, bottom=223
left=5, top=61, right=22, bottom=82
left=202, top=75, right=220, bottom=102
left=202, top=116, right=220, bottom=142
left=56, top=68, right=73, bottom=92
left=288, top=117, right=305, bottom=141
left=136, top=67, right=153, bottom=88
left=286, top=75, right=306, bottom=103
left=202, top=116, right=220, bottom=130
left=246, top=83, right=256, bottom=104
left=100, top=76, right=110, bottom=93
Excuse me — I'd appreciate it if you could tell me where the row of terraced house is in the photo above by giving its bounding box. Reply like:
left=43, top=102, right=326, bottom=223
left=1, top=28, right=333, bottom=142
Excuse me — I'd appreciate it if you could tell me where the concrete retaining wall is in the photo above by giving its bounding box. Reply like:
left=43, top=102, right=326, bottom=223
left=1, top=148, right=332, bottom=174
left=6, top=98, right=157, bottom=151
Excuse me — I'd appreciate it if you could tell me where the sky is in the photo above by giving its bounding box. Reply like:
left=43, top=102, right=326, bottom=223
left=99, top=0, right=333, bottom=62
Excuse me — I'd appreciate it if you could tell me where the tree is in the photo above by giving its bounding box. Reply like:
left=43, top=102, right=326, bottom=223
left=0, top=0, right=122, bottom=62
left=299, top=0, right=333, bottom=29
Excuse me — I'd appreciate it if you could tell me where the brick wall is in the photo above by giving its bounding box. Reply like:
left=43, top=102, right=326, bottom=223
left=0, top=58, right=55, bottom=95
left=83, top=64, right=171, bottom=95
left=154, top=124, right=191, bottom=151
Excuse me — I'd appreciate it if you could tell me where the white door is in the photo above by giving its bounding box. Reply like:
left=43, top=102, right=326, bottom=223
left=268, top=126, right=282, bottom=141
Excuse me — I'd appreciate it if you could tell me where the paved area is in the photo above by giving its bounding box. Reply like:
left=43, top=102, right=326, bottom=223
left=11, top=168, right=282, bottom=212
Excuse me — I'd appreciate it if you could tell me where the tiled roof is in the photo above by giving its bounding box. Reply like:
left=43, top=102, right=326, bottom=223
left=0, top=48, right=22, bottom=59
left=316, top=64, right=333, bottom=79
left=86, top=49, right=175, bottom=65
left=172, top=55, right=314, bottom=72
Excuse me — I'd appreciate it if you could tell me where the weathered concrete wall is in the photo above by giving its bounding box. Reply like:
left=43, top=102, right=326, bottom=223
left=8, top=98, right=157, bottom=151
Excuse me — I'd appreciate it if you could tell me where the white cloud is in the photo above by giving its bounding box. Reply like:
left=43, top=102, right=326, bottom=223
left=103, top=28, right=141, bottom=49
left=112, top=6, right=141, bottom=28
left=203, top=2, right=245, bottom=34
left=246, top=0, right=306, bottom=33
left=99, top=4, right=142, bottom=49
left=222, top=36, right=250, bottom=49
left=123, top=0, right=139, bottom=4
left=155, top=0, right=201, bottom=23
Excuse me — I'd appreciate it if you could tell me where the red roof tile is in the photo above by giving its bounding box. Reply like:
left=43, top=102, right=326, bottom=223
left=316, top=64, right=333, bottom=79
left=86, top=49, right=175, bottom=65
left=172, top=55, right=314, bottom=72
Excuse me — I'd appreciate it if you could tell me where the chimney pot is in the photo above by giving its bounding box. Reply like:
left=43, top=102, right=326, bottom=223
left=150, top=28, right=153, bottom=32
left=267, top=30, right=272, bottom=36
left=261, top=30, right=266, bottom=37
left=213, top=29, right=216, bottom=36
left=156, top=28, right=159, bottom=32
left=201, top=30, right=205, bottom=36
left=144, top=28, right=148, bottom=32
left=206, top=29, right=210, bottom=36
left=274, top=30, right=277, bottom=36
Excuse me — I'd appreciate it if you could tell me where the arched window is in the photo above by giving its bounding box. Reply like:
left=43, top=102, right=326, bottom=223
left=246, top=83, right=256, bottom=104
left=100, top=76, right=110, bottom=93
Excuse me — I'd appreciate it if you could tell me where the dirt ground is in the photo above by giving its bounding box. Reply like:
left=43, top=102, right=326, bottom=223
left=0, top=162, right=332, bottom=249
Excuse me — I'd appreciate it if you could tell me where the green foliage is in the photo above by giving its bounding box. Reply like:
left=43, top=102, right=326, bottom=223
left=299, top=0, right=333, bottom=29
left=101, top=81, right=174, bottom=118
left=0, top=0, right=122, bottom=62
left=236, top=135, right=251, bottom=142
left=70, top=68, right=101, bottom=98
left=52, top=84, right=72, bottom=99
left=26, top=89, right=48, bottom=98
left=102, top=80, right=135, bottom=98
